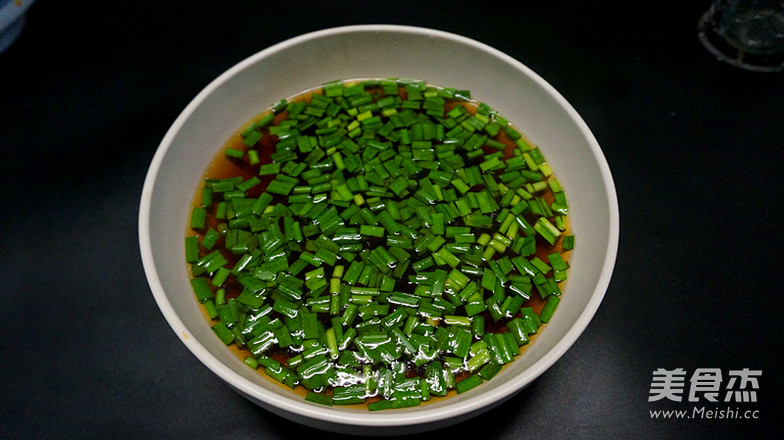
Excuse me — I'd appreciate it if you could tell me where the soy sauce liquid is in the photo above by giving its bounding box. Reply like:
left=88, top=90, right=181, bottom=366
left=187, top=81, right=569, bottom=405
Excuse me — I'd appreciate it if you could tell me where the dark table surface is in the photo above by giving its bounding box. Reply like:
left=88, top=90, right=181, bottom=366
left=2, top=1, right=782, bottom=438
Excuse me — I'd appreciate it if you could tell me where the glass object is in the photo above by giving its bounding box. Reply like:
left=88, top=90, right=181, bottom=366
left=0, top=0, right=36, bottom=54
left=698, top=0, right=784, bottom=72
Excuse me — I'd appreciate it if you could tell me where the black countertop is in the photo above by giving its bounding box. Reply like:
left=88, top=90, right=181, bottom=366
left=2, top=1, right=782, bottom=438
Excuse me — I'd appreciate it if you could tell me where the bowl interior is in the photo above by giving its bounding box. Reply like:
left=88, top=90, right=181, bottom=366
left=140, top=24, right=618, bottom=433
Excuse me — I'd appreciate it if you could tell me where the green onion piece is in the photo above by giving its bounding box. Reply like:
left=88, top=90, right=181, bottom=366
left=455, top=374, right=483, bottom=394
left=190, top=207, right=206, bottom=230
left=540, top=295, right=560, bottom=323
left=211, top=321, right=235, bottom=345
left=306, top=391, right=334, bottom=406
left=185, top=236, right=199, bottom=263
left=190, top=278, right=214, bottom=303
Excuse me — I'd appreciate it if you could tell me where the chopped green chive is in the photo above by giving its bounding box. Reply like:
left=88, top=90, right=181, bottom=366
left=186, top=78, right=573, bottom=410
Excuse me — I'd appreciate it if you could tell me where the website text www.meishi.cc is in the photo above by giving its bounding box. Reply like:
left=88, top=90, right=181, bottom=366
left=650, top=406, right=760, bottom=420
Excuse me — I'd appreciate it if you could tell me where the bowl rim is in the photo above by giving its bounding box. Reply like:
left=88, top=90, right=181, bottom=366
left=139, top=23, right=619, bottom=428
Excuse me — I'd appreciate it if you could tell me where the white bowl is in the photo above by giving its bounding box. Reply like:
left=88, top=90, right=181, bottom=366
left=139, top=24, right=619, bottom=435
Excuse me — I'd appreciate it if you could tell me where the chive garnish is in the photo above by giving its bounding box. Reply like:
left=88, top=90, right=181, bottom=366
left=187, top=78, right=573, bottom=410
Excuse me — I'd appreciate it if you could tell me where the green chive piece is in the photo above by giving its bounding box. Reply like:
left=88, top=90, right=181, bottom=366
left=455, top=374, right=483, bottom=394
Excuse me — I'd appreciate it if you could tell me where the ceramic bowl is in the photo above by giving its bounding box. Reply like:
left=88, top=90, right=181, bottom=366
left=139, top=24, right=619, bottom=435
